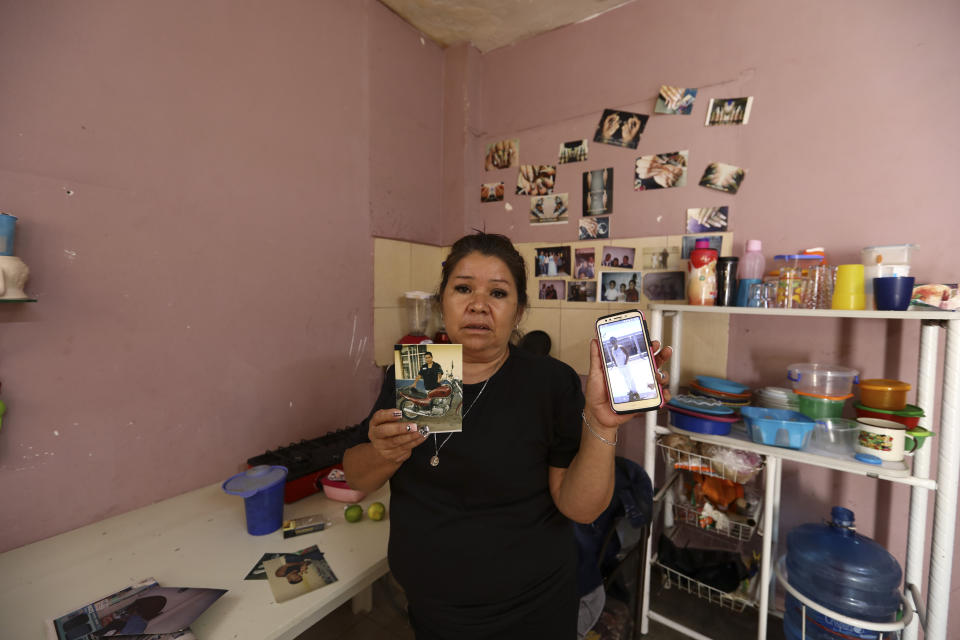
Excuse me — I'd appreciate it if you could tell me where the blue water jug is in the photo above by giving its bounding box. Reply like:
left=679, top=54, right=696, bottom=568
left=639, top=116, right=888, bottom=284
left=784, top=506, right=901, bottom=640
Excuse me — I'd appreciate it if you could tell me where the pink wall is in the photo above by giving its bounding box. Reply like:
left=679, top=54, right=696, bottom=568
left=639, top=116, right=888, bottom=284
left=0, top=0, right=443, bottom=550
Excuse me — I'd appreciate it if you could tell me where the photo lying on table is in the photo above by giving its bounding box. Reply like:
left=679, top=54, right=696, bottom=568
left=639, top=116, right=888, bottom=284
left=484, top=138, right=519, bottom=170
left=578, top=215, right=610, bottom=240
left=574, top=248, right=596, bottom=279
left=245, top=544, right=321, bottom=580
left=699, top=162, right=746, bottom=194
left=529, top=193, right=569, bottom=225
left=600, top=271, right=642, bottom=303
left=480, top=182, right=504, bottom=202
left=582, top=168, right=614, bottom=216
left=535, top=246, right=572, bottom=277
left=687, top=206, right=729, bottom=232
left=558, top=139, right=588, bottom=164
left=538, top=279, right=565, bottom=300
left=517, top=164, right=557, bottom=195
left=567, top=280, right=598, bottom=302
left=655, top=85, right=698, bottom=115
left=635, top=150, right=688, bottom=191
left=394, top=343, right=464, bottom=433
left=600, top=246, right=636, bottom=269
left=643, top=271, right=686, bottom=301
left=681, top=235, right=723, bottom=259
left=599, top=319, right=658, bottom=403
left=593, top=108, right=648, bottom=149
left=705, top=97, right=753, bottom=126
left=643, top=246, right=681, bottom=270
left=263, top=549, right=338, bottom=604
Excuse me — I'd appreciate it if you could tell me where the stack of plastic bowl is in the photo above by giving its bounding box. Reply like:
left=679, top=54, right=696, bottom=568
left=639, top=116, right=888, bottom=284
left=754, top=386, right=800, bottom=412
left=862, top=244, right=916, bottom=309
left=787, top=363, right=859, bottom=420
left=666, top=395, right=739, bottom=435
left=688, top=375, right=752, bottom=407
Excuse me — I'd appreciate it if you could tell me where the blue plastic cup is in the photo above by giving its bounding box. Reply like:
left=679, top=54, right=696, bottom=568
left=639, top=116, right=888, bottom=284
left=0, top=213, right=17, bottom=256
left=222, top=465, right=288, bottom=535
left=736, top=278, right=761, bottom=307
left=873, top=276, right=915, bottom=311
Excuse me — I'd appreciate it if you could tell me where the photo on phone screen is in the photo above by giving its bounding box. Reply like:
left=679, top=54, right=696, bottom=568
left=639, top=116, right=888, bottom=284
left=596, top=311, right=662, bottom=413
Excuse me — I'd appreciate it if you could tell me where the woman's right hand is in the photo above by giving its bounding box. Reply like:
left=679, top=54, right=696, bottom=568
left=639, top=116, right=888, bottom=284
left=368, top=409, right=429, bottom=465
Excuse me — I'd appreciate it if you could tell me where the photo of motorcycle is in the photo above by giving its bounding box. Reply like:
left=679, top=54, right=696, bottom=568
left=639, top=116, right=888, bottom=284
left=397, top=378, right=463, bottom=420
left=393, top=343, right=465, bottom=433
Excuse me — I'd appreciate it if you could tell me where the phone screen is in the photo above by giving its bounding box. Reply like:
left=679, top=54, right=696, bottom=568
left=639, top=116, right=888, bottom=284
left=596, top=311, right=662, bottom=413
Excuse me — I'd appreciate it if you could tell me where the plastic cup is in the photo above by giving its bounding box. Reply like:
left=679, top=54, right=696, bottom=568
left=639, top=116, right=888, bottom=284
left=831, top=264, right=866, bottom=310
left=874, top=276, right=915, bottom=311
left=0, top=213, right=16, bottom=256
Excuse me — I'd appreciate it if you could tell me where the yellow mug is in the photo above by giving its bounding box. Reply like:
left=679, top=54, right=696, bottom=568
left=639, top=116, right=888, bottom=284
left=832, top=264, right=866, bottom=310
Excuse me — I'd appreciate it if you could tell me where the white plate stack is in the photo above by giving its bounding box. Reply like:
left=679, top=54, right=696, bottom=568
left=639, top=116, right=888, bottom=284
left=754, top=386, right=800, bottom=411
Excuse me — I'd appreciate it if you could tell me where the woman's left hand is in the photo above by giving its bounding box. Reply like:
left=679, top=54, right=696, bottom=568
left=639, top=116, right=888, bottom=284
left=584, top=339, right=673, bottom=432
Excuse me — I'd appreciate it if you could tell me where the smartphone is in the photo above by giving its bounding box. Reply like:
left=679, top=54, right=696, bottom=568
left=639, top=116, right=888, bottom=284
left=595, top=310, right=663, bottom=413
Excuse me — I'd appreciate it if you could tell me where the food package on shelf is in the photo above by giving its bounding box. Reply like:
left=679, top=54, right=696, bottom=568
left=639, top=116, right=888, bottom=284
left=698, top=444, right=764, bottom=484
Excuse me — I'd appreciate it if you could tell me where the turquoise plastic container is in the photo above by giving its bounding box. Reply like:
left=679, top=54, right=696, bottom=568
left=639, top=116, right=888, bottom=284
left=0, top=213, right=16, bottom=256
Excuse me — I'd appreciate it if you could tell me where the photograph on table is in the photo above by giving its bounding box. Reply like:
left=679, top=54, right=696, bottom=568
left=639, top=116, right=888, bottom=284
left=600, top=246, right=636, bottom=269
left=529, top=193, right=569, bottom=225
left=263, top=550, right=339, bottom=604
left=534, top=245, right=572, bottom=277
left=642, top=246, right=681, bottom=270
left=593, top=108, right=648, bottom=149
left=705, top=97, right=753, bottom=126
left=578, top=216, right=610, bottom=240
left=600, top=271, right=642, bottom=303
left=681, top=235, right=723, bottom=259
left=480, top=182, right=504, bottom=203
left=558, top=139, right=588, bottom=164
left=574, top=247, right=596, bottom=279
left=635, top=150, right=688, bottom=191
left=484, top=138, right=519, bottom=170
left=687, top=206, right=729, bottom=232
left=516, top=164, right=556, bottom=195
left=699, top=162, right=746, bottom=194
left=655, top=85, right=698, bottom=115
left=538, top=279, right=566, bottom=300
left=643, top=271, right=686, bottom=301
left=245, top=544, right=321, bottom=579
left=394, top=343, right=464, bottom=433
left=582, top=168, right=614, bottom=216
left=567, top=280, right=598, bottom=302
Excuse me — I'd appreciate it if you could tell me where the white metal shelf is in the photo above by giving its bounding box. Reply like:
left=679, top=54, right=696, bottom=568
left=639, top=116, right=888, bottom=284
left=650, top=304, right=953, bottom=321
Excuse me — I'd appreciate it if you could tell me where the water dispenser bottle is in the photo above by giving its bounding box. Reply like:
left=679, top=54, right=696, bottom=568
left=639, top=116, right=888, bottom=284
left=784, top=506, right=902, bottom=640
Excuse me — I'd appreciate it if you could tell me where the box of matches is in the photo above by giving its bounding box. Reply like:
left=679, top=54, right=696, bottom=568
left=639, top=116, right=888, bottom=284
left=282, top=514, right=329, bottom=539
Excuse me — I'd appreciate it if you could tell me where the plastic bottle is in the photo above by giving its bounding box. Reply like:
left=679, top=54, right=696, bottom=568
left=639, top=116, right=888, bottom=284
left=736, top=239, right=766, bottom=306
left=687, top=239, right=718, bottom=305
left=784, top=506, right=902, bottom=640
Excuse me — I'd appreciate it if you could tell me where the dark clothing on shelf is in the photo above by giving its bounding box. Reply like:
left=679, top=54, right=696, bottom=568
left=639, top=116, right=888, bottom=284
left=419, top=362, right=444, bottom=390
left=358, top=345, right=585, bottom=639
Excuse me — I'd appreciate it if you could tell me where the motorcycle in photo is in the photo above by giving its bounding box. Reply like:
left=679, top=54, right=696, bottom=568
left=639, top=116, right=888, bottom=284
left=397, top=378, right=463, bottom=420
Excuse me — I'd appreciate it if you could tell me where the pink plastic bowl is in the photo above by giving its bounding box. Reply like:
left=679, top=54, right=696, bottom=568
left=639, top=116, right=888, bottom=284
left=319, top=479, right=367, bottom=503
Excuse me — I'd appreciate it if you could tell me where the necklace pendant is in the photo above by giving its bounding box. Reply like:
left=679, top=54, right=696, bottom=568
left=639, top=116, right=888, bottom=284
left=430, top=455, right=440, bottom=467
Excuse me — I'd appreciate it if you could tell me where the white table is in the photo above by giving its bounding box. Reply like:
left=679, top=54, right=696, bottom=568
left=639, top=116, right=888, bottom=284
left=0, top=481, right=391, bottom=640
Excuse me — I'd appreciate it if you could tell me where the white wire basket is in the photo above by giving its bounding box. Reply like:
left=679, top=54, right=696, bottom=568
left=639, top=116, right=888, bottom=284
left=654, top=559, right=758, bottom=612
left=671, top=498, right=760, bottom=542
left=657, top=440, right=764, bottom=485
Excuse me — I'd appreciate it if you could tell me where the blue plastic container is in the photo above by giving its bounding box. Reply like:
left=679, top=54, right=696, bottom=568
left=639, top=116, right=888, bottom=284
left=741, top=406, right=815, bottom=449
left=222, top=465, right=288, bottom=535
left=0, top=213, right=16, bottom=256
left=784, top=507, right=902, bottom=640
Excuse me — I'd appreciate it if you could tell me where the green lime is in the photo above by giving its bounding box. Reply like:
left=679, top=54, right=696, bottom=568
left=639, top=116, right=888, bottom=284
left=367, top=501, right=386, bottom=521
left=344, top=504, right=363, bottom=523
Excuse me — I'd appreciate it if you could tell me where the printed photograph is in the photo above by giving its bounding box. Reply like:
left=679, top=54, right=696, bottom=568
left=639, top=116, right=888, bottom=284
left=643, top=271, right=686, bottom=301
left=567, top=280, right=598, bottom=302
left=593, top=108, right=648, bottom=149
left=484, top=138, right=519, bottom=170
left=600, top=246, right=636, bottom=269
left=517, top=164, right=557, bottom=195
left=583, top=168, right=614, bottom=216
left=574, top=248, right=596, bottom=280
left=705, top=97, right=753, bottom=126
left=245, top=544, right=322, bottom=579
left=642, top=246, right=681, bottom=270
left=394, top=344, right=464, bottom=433
left=681, top=234, right=723, bottom=259
left=699, top=162, right=746, bottom=194
left=687, top=206, right=729, bottom=232
left=558, top=139, right=588, bottom=164
left=535, top=246, right=572, bottom=277
left=538, top=279, right=566, bottom=300
left=578, top=216, right=610, bottom=240
left=655, top=85, right=698, bottom=115
left=529, top=193, right=569, bottom=225
left=600, top=271, right=643, bottom=303
left=480, top=182, right=504, bottom=203
left=264, top=550, right=338, bottom=604
left=635, top=150, right=688, bottom=191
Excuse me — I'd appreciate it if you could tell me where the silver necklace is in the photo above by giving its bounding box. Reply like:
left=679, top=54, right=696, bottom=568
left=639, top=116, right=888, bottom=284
left=430, top=377, right=489, bottom=468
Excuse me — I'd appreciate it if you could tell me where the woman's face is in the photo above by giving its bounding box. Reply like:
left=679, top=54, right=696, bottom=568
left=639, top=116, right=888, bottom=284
left=441, top=252, right=521, bottom=361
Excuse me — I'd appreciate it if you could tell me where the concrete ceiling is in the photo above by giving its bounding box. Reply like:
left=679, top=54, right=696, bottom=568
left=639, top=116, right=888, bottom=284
left=378, top=0, right=636, bottom=53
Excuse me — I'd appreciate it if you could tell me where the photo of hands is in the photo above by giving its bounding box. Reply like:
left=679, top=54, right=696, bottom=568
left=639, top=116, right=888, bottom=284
left=517, top=164, right=557, bottom=195
left=480, top=182, right=504, bottom=203
left=593, top=108, right=648, bottom=149
left=635, top=150, right=688, bottom=191
left=558, top=139, right=588, bottom=164
left=578, top=216, right=610, bottom=240
left=705, top=97, right=753, bottom=126
left=484, top=139, right=519, bottom=170
left=529, top=193, right=569, bottom=225
left=655, top=85, right=698, bottom=115
left=699, top=162, right=746, bottom=194
left=687, top=206, right=729, bottom=232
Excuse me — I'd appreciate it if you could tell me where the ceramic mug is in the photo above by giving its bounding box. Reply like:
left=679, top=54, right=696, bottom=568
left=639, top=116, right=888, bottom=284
left=855, top=417, right=919, bottom=462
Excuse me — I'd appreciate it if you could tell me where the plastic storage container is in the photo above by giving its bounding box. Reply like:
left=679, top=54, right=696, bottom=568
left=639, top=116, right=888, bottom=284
left=787, top=363, right=860, bottom=397
left=0, top=213, right=16, bottom=256
left=861, top=244, right=917, bottom=266
left=784, top=507, right=902, bottom=640
left=741, top=406, right=816, bottom=449
left=222, top=465, right=289, bottom=535
left=795, top=392, right=852, bottom=420
left=810, top=418, right=860, bottom=455
left=858, top=379, right=910, bottom=411
left=854, top=403, right=924, bottom=428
